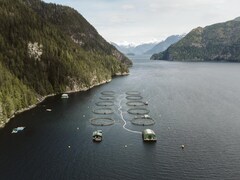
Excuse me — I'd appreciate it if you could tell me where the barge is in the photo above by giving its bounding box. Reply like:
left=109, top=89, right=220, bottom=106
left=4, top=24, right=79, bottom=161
left=92, top=130, right=103, bottom=142
left=61, top=94, right=69, bottom=98
left=142, top=129, right=157, bottom=142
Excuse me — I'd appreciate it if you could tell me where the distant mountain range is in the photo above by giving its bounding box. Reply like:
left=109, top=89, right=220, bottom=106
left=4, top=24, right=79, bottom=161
left=112, top=35, right=184, bottom=55
left=111, top=42, right=158, bottom=55
left=151, top=17, right=240, bottom=61
left=144, top=35, right=185, bottom=55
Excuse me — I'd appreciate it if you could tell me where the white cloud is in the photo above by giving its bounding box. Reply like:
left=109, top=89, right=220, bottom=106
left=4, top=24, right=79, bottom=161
left=122, top=4, right=135, bottom=10
left=43, top=0, right=240, bottom=44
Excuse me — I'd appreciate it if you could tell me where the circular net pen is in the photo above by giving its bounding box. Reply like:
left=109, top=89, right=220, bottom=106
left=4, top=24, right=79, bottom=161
left=126, top=95, right=143, bottom=100
left=92, top=108, right=114, bottom=115
left=126, top=101, right=145, bottom=107
left=127, top=108, right=150, bottom=115
left=95, top=101, right=114, bottom=107
left=131, top=117, right=155, bottom=126
left=90, top=117, right=115, bottom=126
left=126, top=91, right=141, bottom=96
left=99, top=96, right=115, bottom=100
left=101, top=91, right=115, bottom=96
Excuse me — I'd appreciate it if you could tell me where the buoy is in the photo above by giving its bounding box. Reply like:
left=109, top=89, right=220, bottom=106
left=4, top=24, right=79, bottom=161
left=77, top=127, right=79, bottom=130
left=68, top=146, right=71, bottom=148
left=181, top=145, right=185, bottom=149
left=124, top=145, right=127, bottom=148
left=83, top=115, right=85, bottom=117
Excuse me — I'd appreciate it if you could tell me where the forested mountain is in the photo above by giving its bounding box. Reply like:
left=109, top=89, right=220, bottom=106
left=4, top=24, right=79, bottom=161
left=151, top=17, right=240, bottom=61
left=0, top=0, right=131, bottom=126
left=145, top=35, right=184, bottom=55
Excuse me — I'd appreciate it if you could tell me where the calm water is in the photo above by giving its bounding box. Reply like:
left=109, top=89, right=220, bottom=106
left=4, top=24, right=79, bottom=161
left=1, top=56, right=240, bottom=180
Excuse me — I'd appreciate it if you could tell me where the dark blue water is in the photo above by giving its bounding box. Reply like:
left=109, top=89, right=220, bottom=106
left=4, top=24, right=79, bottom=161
left=1, top=56, right=240, bottom=180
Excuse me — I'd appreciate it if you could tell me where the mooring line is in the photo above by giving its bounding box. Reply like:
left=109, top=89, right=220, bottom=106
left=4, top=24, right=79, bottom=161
left=118, top=95, right=141, bottom=134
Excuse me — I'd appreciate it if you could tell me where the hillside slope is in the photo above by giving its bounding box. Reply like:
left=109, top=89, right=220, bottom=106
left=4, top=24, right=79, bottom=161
left=25, top=0, right=131, bottom=66
left=151, top=18, right=240, bottom=61
left=0, top=0, right=131, bottom=126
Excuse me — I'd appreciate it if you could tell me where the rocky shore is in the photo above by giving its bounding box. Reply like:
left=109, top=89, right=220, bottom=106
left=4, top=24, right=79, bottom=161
left=0, top=72, right=129, bottom=129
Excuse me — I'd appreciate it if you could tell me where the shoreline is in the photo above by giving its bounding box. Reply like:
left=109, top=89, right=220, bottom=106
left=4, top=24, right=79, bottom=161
left=0, top=72, right=129, bottom=129
left=0, top=93, right=56, bottom=129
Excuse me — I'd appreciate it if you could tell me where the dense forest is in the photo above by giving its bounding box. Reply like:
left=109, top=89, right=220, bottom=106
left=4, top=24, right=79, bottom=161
left=0, top=0, right=132, bottom=126
left=151, top=17, right=240, bottom=61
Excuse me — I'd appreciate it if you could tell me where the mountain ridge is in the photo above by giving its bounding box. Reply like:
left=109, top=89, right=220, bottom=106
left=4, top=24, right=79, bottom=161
left=145, top=35, right=184, bottom=55
left=112, top=34, right=184, bottom=56
left=151, top=18, right=240, bottom=61
left=112, top=42, right=158, bottom=55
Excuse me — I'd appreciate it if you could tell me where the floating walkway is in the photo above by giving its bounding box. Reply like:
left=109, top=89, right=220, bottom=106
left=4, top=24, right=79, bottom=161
left=118, top=95, right=141, bottom=134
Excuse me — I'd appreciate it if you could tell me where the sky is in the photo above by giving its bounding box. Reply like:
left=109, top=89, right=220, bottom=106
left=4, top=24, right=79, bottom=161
left=43, top=0, right=240, bottom=45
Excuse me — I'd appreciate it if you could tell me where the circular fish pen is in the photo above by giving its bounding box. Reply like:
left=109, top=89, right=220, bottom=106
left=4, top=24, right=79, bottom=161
left=101, top=91, right=115, bottom=96
left=126, top=91, right=141, bottom=96
left=99, top=96, right=115, bottom=100
left=126, top=95, right=143, bottom=100
left=131, top=117, right=155, bottom=126
left=126, top=101, right=145, bottom=106
left=93, top=108, right=114, bottom=115
left=90, top=117, right=115, bottom=126
left=95, top=101, right=114, bottom=106
left=127, top=108, right=150, bottom=115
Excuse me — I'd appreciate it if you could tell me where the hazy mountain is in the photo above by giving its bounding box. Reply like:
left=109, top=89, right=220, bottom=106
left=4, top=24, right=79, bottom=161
left=0, top=0, right=131, bottom=126
left=133, top=43, right=158, bottom=55
left=111, top=42, right=136, bottom=55
left=145, top=35, right=184, bottom=55
left=112, top=42, right=158, bottom=55
left=151, top=17, right=240, bottom=61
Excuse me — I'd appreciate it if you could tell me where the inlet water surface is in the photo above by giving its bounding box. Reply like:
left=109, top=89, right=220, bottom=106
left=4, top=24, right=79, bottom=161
left=1, top=56, right=240, bottom=179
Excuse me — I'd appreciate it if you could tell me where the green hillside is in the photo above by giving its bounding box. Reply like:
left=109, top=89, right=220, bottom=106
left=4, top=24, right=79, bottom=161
left=151, top=18, right=240, bottom=61
left=0, top=0, right=131, bottom=127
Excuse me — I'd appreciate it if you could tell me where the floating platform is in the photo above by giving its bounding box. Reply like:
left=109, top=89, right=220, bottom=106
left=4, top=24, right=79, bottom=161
left=93, top=130, right=103, bottom=142
left=142, top=129, right=157, bottom=142
left=141, top=114, right=150, bottom=119
left=61, top=93, right=69, bottom=98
